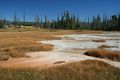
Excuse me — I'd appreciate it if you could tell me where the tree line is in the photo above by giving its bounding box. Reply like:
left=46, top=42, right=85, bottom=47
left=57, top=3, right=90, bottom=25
left=0, top=11, right=120, bottom=31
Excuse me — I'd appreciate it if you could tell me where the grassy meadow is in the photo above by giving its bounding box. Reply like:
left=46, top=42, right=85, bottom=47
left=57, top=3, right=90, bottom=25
left=0, top=28, right=103, bottom=58
left=0, top=28, right=120, bottom=80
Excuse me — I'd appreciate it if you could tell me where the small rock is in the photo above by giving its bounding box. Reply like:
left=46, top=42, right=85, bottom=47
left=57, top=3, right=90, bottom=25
left=54, top=61, right=65, bottom=64
left=116, top=41, right=119, bottom=43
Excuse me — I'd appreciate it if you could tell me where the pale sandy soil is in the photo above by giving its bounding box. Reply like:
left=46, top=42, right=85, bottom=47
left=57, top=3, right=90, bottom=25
left=0, top=32, right=120, bottom=69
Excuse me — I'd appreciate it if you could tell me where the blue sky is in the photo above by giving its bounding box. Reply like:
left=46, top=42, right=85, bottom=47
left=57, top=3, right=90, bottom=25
left=0, top=0, right=120, bottom=22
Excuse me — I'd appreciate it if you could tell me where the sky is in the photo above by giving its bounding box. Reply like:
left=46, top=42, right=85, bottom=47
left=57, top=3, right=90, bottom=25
left=0, top=0, right=120, bottom=22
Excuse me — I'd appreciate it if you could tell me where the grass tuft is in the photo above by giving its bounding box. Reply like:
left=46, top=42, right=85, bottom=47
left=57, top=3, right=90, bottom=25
left=98, top=44, right=116, bottom=49
left=92, top=39, right=106, bottom=42
left=84, top=49, right=120, bottom=61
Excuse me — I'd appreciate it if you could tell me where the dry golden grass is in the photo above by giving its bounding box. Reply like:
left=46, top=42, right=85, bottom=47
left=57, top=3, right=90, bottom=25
left=0, top=31, right=56, bottom=58
left=0, top=53, right=9, bottom=61
left=0, top=60, right=120, bottom=80
left=3, top=47, right=25, bottom=58
left=84, top=49, right=120, bottom=61
left=92, top=39, right=106, bottom=42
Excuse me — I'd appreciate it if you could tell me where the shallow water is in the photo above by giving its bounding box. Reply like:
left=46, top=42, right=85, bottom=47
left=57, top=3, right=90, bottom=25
left=41, top=32, right=120, bottom=51
left=40, top=32, right=120, bottom=68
